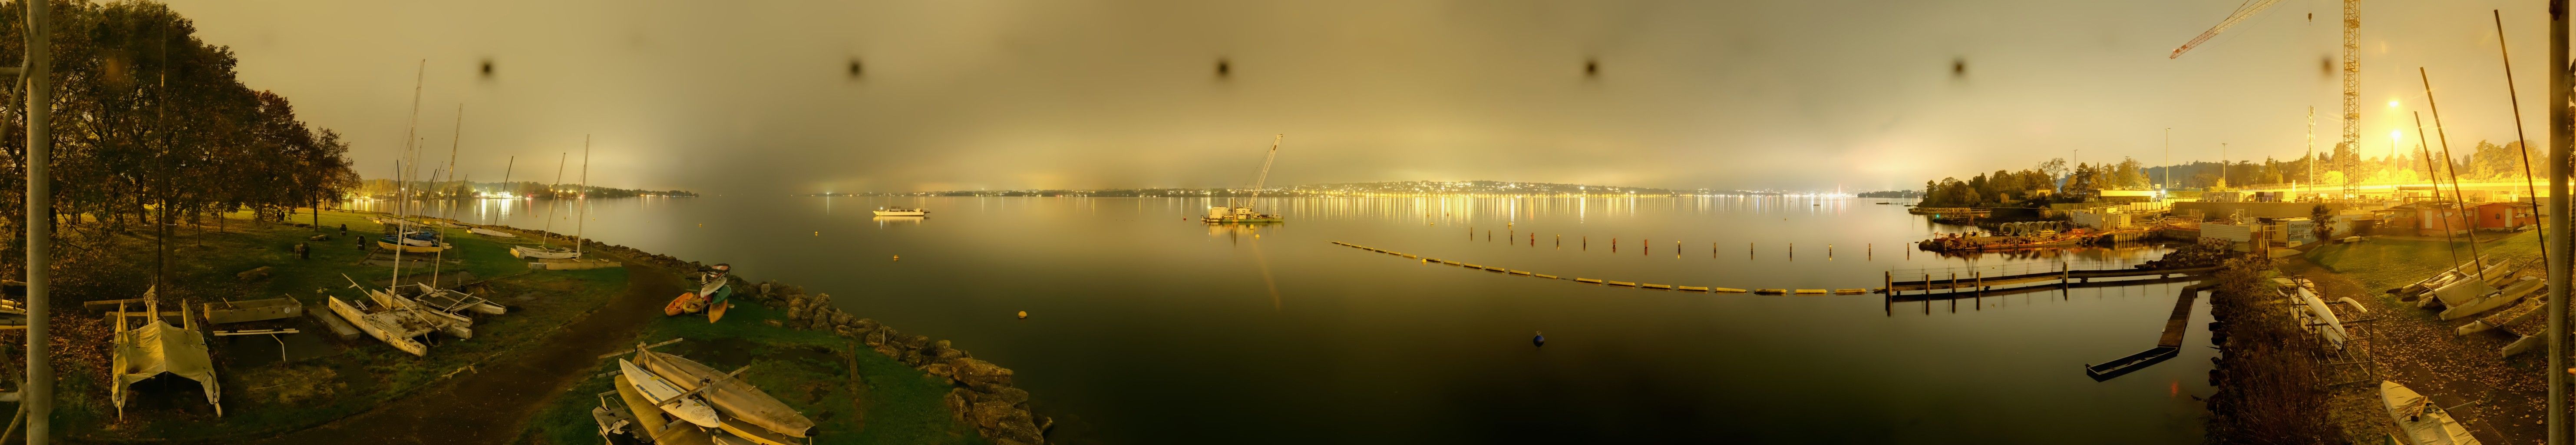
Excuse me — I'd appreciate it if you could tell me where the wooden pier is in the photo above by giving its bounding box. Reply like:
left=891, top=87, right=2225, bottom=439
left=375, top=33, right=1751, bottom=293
left=1882, top=265, right=2217, bottom=295
left=2083, top=283, right=2213, bottom=381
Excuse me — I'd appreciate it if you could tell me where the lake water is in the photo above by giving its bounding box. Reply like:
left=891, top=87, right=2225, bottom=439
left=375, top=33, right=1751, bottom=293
left=351, top=196, right=2211, bottom=444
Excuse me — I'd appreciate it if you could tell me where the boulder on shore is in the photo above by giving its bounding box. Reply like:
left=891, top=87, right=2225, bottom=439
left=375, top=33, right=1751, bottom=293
left=950, top=358, right=1015, bottom=389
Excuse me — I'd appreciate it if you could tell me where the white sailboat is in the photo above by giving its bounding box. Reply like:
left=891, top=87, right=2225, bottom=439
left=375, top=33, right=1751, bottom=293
left=513, top=150, right=580, bottom=259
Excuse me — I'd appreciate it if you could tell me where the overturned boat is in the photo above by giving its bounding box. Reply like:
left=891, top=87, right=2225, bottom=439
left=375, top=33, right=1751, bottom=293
left=109, top=289, right=222, bottom=418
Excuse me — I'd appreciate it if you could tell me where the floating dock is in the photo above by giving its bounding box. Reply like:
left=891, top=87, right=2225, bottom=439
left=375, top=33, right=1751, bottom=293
left=1883, top=266, right=2218, bottom=295
left=1329, top=241, right=1848, bottom=294
left=2081, top=283, right=2211, bottom=381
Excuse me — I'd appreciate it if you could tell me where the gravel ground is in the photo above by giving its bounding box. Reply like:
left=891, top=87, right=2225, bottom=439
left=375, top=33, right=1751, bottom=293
left=2286, top=258, right=2547, bottom=445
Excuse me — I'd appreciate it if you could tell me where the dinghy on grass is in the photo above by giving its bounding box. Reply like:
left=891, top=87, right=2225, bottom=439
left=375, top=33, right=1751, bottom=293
left=621, top=358, right=722, bottom=428
left=638, top=349, right=815, bottom=438
left=2381, top=381, right=2480, bottom=445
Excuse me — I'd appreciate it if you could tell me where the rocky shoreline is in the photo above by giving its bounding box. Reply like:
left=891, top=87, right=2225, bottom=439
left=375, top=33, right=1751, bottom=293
left=538, top=233, right=1054, bottom=445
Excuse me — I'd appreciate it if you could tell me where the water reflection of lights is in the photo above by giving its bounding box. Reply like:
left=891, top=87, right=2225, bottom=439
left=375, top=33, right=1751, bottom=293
left=872, top=215, right=925, bottom=228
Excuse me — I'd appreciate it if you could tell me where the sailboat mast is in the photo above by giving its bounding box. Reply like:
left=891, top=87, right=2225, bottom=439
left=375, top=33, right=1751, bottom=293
left=496, top=156, right=513, bottom=224
left=391, top=60, right=425, bottom=288
left=541, top=153, right=565, bottom=248
left=576, top=136, right=591, bottom=257
left=444, top=104, right=462, bottom=221
left=428, top=104, right=463, bottom=288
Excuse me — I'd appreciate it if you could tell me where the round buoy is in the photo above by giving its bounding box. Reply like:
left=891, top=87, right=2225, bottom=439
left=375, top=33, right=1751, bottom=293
left=892, top=255, right=901, bottom=261
left=1017, top=311, right=1028, bottom=319
left=1532, top=331, right=1546, bottom=347
left=813, top=231, right=819, bottom=236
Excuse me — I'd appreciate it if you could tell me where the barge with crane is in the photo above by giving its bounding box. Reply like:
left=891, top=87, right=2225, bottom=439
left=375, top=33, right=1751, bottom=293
left=1205, top=134, right=1287, bottom=224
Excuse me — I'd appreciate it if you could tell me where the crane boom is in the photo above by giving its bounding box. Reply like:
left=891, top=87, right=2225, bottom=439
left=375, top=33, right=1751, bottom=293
left=2169, top=0, right=2286, bottom=59
left=1247, top=134, right=1282, bottom=201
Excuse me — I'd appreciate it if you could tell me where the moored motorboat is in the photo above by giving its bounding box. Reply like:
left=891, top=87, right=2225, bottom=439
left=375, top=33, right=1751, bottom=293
left=872, top=207, right=927, bottom=216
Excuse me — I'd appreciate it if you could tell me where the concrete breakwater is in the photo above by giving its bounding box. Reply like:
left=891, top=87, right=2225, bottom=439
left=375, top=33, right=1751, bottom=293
left=505, top=227, right=1055, bottom=445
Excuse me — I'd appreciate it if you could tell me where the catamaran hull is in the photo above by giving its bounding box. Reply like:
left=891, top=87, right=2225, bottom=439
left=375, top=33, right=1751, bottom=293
left=512, top=246, right=580, bottom=259
left=376, top=241, right=452, bottom=253
left=327, top=297, right=428, bottom=356
left=468, top=227, right=517, bottom=238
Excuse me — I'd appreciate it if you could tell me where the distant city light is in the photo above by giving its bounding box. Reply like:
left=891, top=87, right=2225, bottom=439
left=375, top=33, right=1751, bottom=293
left=2387, top=100, right=2399, bottom=108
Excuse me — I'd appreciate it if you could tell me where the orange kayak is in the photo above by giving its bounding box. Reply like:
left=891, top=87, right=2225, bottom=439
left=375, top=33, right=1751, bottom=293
left=708, top=301, right=728, bottom=323
left=664, top=292, right=702, bottom=316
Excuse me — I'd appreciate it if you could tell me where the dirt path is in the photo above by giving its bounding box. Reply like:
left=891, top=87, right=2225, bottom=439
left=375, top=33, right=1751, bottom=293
left=251, top=257, right=678, bottom=445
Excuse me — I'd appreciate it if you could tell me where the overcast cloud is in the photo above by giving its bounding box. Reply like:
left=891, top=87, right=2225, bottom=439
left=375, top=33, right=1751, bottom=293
left=158, top=0, right=2554, bottom=194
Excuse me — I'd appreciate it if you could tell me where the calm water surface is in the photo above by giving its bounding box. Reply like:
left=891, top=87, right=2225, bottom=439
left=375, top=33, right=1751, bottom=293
left=358, top=196, right=2211, bottom=444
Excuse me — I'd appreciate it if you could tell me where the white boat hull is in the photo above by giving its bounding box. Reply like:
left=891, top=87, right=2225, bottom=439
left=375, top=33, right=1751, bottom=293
left=2382, top=381, right=2480, bottom=445
left=872, top=209, right=927, bottom=216
left=468, top=227, right=517, bottom=238
left=620, top=359, right=722, bottom=428
left=366, top=289, right=473, bottom=339
left=512, top=245, right=580, bottom=259
left=327, top=297, right=428, bottom=356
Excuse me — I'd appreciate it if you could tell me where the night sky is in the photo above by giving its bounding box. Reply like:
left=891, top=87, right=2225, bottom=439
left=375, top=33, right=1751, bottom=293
left=161, top=0, right=2553, bottom=194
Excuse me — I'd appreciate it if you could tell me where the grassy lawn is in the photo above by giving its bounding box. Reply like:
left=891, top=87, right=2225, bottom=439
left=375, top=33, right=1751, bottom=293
left=517, top=300, right=988, bottom=445
left=53, top=209, right=629, bottom=442
left=2303, top=230, right=2544, bottom=292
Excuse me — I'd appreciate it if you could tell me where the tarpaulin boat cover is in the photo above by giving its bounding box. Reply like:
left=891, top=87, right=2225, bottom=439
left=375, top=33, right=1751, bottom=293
left=112, top=297, right=221, bottom=418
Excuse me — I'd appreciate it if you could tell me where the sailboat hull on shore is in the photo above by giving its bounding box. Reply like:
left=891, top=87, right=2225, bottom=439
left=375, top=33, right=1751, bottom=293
left=512, top=245, right=580, bottom=259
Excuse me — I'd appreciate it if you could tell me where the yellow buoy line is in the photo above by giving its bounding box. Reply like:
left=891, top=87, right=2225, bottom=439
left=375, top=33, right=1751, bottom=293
left=1330, top=241, right=1868, bottom=295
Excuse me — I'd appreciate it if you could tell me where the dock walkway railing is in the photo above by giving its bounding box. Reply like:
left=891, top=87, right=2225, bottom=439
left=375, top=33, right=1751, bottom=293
left=1883, top=257, right=2197, bottom=294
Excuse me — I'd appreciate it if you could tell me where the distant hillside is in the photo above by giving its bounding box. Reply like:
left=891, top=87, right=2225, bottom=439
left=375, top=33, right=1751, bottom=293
left=819, top=180, right=1824, bottom=197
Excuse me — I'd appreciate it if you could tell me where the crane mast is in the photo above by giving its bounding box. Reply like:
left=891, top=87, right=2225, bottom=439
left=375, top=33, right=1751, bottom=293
left=2171, top=0, right=2360, bottom=194
left=1247, top=134, right=1283, bottom=202
left=2168, top=0, right=2285, bottom=59
left=2337, top=0, right=2358, bottom=163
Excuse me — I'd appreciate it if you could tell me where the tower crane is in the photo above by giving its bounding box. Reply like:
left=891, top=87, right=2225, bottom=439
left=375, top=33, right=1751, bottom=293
left=2172, top=0, right=2360, bottom=193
